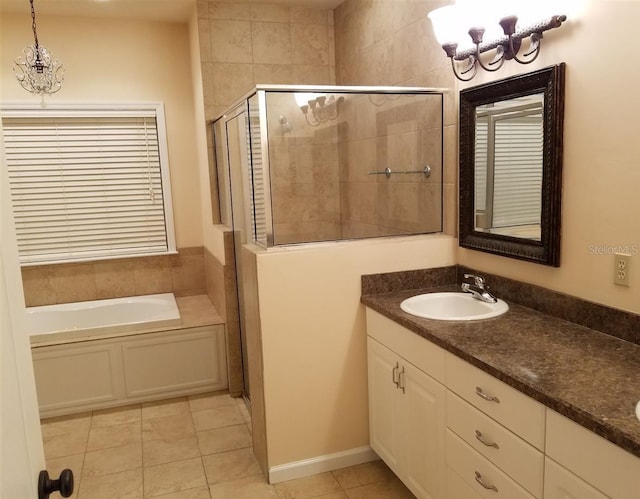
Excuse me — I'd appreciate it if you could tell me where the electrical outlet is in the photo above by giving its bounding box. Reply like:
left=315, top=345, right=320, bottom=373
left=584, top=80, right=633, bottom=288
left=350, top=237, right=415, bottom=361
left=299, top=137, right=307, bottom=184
left=614, top=253, right=631, bottom=286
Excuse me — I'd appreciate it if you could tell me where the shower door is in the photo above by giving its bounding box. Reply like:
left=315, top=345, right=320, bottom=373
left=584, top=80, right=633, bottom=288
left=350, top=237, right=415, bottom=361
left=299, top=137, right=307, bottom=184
left=222, top=106, right=253, bottom=399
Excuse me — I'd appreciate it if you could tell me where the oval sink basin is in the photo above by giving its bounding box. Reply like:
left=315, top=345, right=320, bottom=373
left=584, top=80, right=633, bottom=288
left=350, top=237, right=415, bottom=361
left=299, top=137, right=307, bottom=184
left=400, top=292, right=509, bottom=321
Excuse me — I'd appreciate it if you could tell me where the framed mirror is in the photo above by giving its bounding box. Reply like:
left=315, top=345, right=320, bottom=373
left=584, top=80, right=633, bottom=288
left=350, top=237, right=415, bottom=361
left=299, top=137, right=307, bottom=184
left=459, top=63, right=565, bottom=266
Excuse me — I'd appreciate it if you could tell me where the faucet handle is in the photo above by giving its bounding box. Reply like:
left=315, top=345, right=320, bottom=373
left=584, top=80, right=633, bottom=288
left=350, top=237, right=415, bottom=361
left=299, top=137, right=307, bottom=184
left=464, top=273, right=486, bottom=288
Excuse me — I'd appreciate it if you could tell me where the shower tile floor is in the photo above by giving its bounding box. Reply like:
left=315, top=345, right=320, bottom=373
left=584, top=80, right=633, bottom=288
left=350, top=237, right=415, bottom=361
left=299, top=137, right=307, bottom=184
left=42, top=392, right=415, bottom=499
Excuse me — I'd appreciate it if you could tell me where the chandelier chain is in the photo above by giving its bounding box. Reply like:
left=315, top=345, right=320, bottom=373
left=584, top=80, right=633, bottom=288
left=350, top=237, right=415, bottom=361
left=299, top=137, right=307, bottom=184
left=30, top=0, right=39, bottom=50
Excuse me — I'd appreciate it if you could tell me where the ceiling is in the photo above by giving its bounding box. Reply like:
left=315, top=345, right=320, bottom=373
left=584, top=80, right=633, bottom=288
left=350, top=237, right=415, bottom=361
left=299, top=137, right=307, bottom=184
left=0, top=0, right=346, bottom=22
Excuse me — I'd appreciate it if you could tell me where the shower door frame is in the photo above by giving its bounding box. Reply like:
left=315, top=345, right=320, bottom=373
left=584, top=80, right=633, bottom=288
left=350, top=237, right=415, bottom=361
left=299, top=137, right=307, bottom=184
left=213, top=101, right=255, bottom=399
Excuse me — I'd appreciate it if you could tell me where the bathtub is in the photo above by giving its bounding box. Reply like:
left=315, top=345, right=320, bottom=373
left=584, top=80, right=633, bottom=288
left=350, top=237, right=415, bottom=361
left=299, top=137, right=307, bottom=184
left=27, top=293, right=182, bottom=345
left=27, top=294, right=227, bottom=417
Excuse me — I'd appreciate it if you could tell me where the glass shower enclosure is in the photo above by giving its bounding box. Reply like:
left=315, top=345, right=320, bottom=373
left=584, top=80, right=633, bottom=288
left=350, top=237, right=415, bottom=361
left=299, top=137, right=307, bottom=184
left=212, top=85, right=444, bottom=397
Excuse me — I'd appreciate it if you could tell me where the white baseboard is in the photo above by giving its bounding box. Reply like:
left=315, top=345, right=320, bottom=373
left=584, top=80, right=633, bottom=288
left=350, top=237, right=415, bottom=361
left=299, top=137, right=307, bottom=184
left=268, top=446, right=379, bottom=484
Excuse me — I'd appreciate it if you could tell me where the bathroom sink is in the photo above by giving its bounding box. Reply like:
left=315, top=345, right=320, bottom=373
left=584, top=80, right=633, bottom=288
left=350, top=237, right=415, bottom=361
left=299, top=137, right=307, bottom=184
left=400, top=292, right=509, bottom=321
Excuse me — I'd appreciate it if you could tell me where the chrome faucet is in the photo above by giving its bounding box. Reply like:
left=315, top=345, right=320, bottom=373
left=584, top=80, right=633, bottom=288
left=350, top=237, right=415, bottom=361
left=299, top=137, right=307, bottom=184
left=461, top=274, right=498, bottom=303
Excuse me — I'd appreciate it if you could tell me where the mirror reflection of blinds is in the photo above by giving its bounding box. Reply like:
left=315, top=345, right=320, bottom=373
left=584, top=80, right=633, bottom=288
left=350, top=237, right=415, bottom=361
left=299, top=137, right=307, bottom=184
left=474, top=118, right=488, bottom=212
left=492, top=118, right=543, bottom=228
left=248, top=103, right=267, bottom=246
left=3, top=114, right=170, bottom=264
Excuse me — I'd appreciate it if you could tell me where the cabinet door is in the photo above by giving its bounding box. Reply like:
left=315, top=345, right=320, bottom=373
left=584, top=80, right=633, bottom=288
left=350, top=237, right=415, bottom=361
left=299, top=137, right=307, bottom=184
left=367, top=337, right=401, bottom=472
left=544, top=458, right=608, bottom=499
left=401, top=360, right=446, bottom=499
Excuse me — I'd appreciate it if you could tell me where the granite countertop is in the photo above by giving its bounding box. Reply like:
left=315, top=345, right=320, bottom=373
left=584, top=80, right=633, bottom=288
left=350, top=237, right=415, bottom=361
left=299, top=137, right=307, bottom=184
left=361, top=285, right=640, bottom=459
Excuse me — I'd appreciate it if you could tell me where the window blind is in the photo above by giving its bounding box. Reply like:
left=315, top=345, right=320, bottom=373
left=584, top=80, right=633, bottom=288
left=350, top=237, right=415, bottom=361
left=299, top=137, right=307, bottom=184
left=2, top=106, right=175, bottom=265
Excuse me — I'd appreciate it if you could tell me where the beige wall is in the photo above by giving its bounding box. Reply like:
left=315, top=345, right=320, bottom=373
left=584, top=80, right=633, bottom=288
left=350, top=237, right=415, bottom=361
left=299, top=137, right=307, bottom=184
left=455, top=1, right=640, bottom=314
left=256, top=235, right=456, bottom=466
left=1, top=14, right=203, bottom=249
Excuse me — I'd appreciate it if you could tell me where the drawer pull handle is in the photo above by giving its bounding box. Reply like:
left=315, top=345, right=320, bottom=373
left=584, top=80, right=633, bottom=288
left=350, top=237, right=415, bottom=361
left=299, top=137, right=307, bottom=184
left=475, top=471, right=498, bottom=492
left=476, top=386, right=500, bottom=403
left=392, top=363, right=400, bottom=387
left=475, top=430, right=500, bottom=449
left=398, top=366, right=406, bottom=394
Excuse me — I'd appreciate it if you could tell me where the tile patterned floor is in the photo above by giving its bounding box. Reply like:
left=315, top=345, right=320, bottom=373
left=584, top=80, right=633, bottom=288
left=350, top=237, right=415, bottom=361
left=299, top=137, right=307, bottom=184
left=42, top=392, right=415, bottom=499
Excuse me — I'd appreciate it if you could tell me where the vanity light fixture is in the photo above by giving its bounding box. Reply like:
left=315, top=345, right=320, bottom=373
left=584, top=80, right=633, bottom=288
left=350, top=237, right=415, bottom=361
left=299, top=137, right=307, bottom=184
left=294, top=92, right=344, bottom=128
left=428, top=1, right=566, bottom=81
left=13, top=0, right=64, bottom=106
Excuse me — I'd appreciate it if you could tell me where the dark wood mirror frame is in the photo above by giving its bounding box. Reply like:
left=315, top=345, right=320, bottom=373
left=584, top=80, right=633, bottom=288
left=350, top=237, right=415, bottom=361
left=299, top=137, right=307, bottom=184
left=459, top=63, right=566, bottom=267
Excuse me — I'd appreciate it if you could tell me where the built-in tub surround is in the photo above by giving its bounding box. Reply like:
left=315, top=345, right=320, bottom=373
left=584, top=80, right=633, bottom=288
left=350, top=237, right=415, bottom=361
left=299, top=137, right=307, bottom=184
left=21, top=247, right=207, bottom=307
left=30, top=294, right=227, bottom=417
left=361, top=267, right=640, bottom=458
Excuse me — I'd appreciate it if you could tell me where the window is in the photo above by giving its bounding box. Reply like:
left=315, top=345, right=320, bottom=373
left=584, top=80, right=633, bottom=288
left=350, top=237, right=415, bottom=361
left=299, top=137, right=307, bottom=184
left=1, top=103, right=176, bottom=265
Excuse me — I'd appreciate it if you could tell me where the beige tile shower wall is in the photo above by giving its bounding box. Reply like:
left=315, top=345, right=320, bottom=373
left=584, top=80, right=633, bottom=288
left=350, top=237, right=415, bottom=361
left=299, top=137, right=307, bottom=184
left=197, top=1, right=337, bottom=121
left=338, top=93, right=443, bottom=237
left=334, top=0, right=457, bottom=235
left=22, top=248, right=206, bottom=307
left=266, top=93, right=341, bottom=244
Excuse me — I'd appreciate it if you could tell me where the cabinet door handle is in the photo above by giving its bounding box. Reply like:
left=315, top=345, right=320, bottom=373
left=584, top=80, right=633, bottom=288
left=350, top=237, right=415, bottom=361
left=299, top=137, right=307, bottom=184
left=392, top=362, right=399, bottom=387
left=475, top=386, right=500, bottom=403
left=398, top=366, right=406, bottom=394
left=475, top=430, right=500, bottom=449
left=474, top=471, right=498, bottom=492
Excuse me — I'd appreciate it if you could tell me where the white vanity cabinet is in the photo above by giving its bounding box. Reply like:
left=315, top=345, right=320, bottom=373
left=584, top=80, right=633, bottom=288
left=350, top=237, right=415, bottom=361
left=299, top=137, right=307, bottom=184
left=545, top=410, right=640, bottom=499
left=543, top=458, right=608, bottom=499
left=367, top=310, right=446, bottom=499
left=445, top=353, right=545, bottom=499
left=365, top=307, right=640, bottom=499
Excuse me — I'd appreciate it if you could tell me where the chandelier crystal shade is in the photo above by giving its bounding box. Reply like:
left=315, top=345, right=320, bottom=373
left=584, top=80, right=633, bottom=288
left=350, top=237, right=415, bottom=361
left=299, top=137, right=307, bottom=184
left=13, top=0, right=64, bottom=106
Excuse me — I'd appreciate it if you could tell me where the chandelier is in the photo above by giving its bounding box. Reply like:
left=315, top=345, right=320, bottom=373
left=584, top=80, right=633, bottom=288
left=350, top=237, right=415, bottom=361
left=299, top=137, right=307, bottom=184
left=13, top=0, right=64, bottom=106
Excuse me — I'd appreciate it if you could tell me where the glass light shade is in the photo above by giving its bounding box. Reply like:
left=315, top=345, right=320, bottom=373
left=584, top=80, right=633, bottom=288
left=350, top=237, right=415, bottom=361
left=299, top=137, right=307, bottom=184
left=429, top=0, right=575, bottom=53
left=428, top=6, right=460, bottom=45
left=457, top=0, right=510, bottom=41
left=294, top=92, right=320, bottom=108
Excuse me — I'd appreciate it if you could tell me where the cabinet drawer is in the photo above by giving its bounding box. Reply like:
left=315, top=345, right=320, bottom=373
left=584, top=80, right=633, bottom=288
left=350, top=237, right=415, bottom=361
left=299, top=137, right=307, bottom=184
left=446, top=391, right=543, bottom=498
left=366, top=308, right=446, bottom=383
left=446, top=430, right=536, bottom=499
left=544, top=457, right=608, bottom=499
left=546, top=410, right=640, bottom=498
left=446, top=353, right=545, bottom=450
left=446, top=466, right=482, bottom=499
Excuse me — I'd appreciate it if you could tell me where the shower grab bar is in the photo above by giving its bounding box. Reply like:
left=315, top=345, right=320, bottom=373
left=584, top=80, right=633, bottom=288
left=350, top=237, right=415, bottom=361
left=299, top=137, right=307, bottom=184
left=367, top=165, right=431, bottom=179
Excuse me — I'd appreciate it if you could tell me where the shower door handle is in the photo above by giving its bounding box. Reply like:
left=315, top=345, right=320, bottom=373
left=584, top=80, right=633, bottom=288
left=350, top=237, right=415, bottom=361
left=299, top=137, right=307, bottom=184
left=38, top=468, right=74, bottom=499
